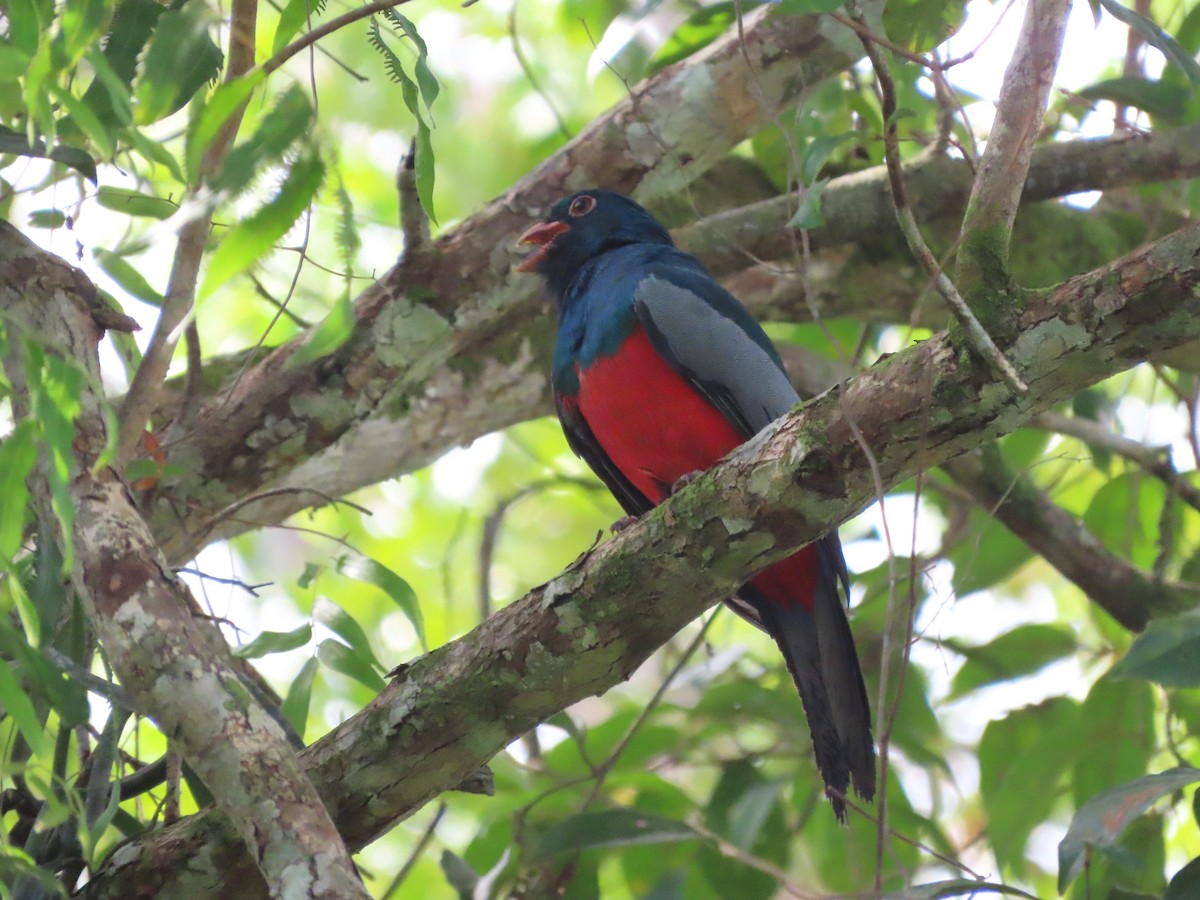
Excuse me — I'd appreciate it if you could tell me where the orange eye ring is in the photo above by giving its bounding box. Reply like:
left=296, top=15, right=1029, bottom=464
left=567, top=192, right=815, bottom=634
left=568, top=195, right=596, bottom=217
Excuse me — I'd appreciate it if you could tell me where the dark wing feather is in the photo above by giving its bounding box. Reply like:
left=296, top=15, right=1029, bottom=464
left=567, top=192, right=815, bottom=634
left=555, top=392, right=654, bottom=518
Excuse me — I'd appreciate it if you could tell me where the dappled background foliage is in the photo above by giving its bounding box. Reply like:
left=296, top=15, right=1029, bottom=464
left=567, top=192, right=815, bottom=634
left=2, top=0, right=1200, bottom=896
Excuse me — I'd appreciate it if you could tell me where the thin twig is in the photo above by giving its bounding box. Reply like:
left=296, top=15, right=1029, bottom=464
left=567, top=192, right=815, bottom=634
left=843, top=796, right=997, bottom=885
left=1028, top=411, right=1200, bottom=514
left=509, top=0, right=571, bottom=141
left=578, top=612, right=720, bottom=811
left=263, top=0, right=417, bottom=75
left=381, top=803, right=446, bottom=899
left=117, top=0, right=258, bottom=462
left=686, top=818, right=818, bottom=899
left=848, top=1, right=1028, bottom=394
left=190, top=487, right=371, bottom=548
left=174, top=567, right=273, bottom=597
left=42, top=646, right=136, bottom=709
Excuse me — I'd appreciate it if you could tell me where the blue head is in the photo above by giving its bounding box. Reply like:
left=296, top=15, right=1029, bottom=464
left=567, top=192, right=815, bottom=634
left=516, top=190, right=673, bottom=299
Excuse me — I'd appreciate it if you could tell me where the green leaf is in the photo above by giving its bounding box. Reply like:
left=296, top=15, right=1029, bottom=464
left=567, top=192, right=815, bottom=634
left=50, top=82, right=115, bottom=159
left=198, top=148, right=325, bottom=300
left=1076, top=77, right=1191, bottom=121
left=95, top=249, right=165, bottom=307
left=211, top=85, right=314, bottom=196
left=787, top=178, right=829, bottom=229
left=1110, top=609, right=1200, bottom=687
left=1096, top=0, right=1200, bottom=86
left=82, top=47, right=135, bottom=128
left=368, top=16, right=437, bottom=222
left=132, top=3, right=224, bottom=125
left=800, top=132, right=857, bottom=185
left=338, top=556, right=425, bottom=649
left=531, top=809, right=699, bottom=861
left=727, top=779, right=785, bottom=851
left=439, top=848, right=480, bottom=899
left=0, top=655, right=48, bottom=756
left=5, top=0, right=45, bottom=57
left=1059, top=767, right=1200, bottom=892
left=1166, top=857, right=1200, bottom=900
left=947, top=624, right=1077, bottom=699
left=333, top=172, right=360, bottom=299
left=0, top=44, right=31, bottom=80
left=96, top=187, right=176, bottom=220
left=1073, top=679, right=1155, bottom=810
left=382, top=10, right=440, bottom=114
left=879, top=881, right=1042, bottom=899
left=127, top=126, right=184, bottom=182
left=186, top=68, right=266, bottom=182
left=26, top=208, right=67, bottom=229
left=948, top=506, right=1034, bottom=597
left=312, top=596, right=381, bottom=671
left=0, top=125, right=97, bottom=183
left=649, top=3, right=738, bottom=73
left=413, top=120, right=436, bottom=226
left=773, top=0, right=846, bottom=14
left=3, top=574, right=40, bottom=649
left=979, top=698, right=1082, bottom=872
left=235, top=623, right=313, bottom=659
left=700, top=760, right=787, bottom=899
left=79, top=0, right=159, bottom=127
left=272, top=0, right=326, bottom=55
left=0, top=421, right=37, bottom=560
left=288, top=295, right=354, bottom=367
left=48, top=143, right=99, bottom=184
left=55, top=0, right=113, bottom=69
left=998, top=427, right=1051, bottom=472
left=316, top=638, right=386, bottom=692
left=1084, top=471, right=1170, bottom=569
left=26, top=348, right=85, bottom=572
left=280, top=656, right=319, bottom=739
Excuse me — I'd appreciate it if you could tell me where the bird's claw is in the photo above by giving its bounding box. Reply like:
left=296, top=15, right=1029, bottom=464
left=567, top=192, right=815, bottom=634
left=610, top=515, right=639, bottom=534
left=669, top=470, right=704, bottom=496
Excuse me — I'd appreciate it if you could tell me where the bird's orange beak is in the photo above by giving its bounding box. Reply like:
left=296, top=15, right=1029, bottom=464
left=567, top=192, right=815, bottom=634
left=515, top=220, right=570, bottom=273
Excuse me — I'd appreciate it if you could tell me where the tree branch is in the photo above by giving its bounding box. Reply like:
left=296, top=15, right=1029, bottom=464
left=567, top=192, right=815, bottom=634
left=675, top=123, right=1200, bottom=275
left=957, top=0, right=1071, bottom=295
left=142, top=4, right=874, bottom=561
left=116, top=0, right=260, bottom=464
left=1029, top=411, right=1200, bottom=515
left=83, top=219, right=1200, bottom=897
left=0, top=221, right=367, bottom=899
left=144, top=122, right=1200, bottom=562
left=851, top=0, right=1026, bottom=392
left=941, top=448, right=1195, bottom=631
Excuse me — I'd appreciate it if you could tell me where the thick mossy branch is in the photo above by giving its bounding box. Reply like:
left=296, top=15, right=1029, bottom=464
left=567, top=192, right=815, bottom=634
left=144, top=124, right=1200, bottom=561
left=84, top=221, right=1200, bottom=899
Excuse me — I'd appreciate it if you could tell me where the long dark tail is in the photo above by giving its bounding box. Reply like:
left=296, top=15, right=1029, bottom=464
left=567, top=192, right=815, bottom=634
left=740, top=535, right=875, bottom=821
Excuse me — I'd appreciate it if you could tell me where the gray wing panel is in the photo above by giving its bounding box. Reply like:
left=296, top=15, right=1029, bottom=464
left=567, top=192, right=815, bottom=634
left=633, top=275, right=799, bottom=435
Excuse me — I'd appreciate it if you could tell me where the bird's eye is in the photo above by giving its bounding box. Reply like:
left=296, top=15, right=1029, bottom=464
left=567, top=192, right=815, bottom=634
left=568, top=195, right=597, bottom=217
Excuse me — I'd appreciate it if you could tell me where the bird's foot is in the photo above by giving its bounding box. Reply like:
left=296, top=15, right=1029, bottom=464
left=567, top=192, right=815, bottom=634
left=610, top=515, right=639, bottom=534
left=668, top=469, right=705, bottom=496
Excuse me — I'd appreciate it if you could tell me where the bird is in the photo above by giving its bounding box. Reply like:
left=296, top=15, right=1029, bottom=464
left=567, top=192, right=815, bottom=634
left=516, top=189, right=875, bottom=819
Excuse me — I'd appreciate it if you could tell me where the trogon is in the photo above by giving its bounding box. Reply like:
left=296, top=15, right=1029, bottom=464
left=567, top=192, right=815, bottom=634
left=517, top=189, right=875, bottom=819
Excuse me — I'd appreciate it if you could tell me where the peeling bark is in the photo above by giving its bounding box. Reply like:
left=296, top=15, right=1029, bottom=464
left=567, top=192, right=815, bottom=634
left=82, top=220, right=1200, bottom=898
